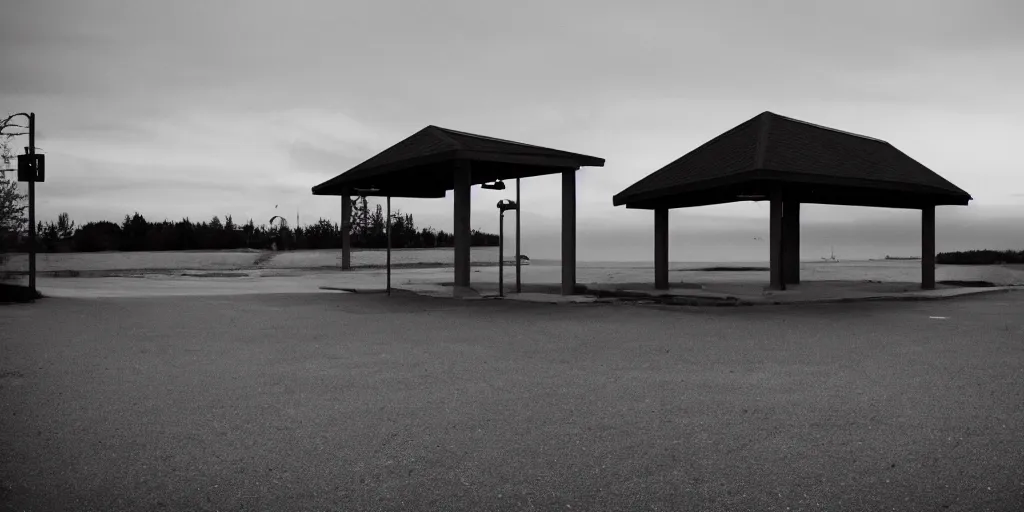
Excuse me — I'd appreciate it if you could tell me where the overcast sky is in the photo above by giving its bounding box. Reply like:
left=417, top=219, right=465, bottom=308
left=2, top=0, right=1022, bottom=261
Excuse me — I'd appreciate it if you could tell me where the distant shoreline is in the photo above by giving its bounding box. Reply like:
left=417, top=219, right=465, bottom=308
left=5, top=248, right=1023, bottom=276
left=4, top=246, right=1017, bottom=265
left=937, top=249, right=1024, bottom=265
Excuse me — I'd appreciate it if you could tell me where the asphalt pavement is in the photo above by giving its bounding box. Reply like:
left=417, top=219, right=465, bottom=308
left=1, top=292, right=1022, bottom=511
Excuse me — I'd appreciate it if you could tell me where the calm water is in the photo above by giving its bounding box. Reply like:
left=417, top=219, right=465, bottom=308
left=0, top=248, right=930, bottom=272
left=4, top=248, right=1022, bottom=286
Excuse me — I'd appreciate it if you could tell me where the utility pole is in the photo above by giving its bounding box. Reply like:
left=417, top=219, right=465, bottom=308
left=7, top=112, right=41, bottom=295
left=28, top=113, right=35, bottom=294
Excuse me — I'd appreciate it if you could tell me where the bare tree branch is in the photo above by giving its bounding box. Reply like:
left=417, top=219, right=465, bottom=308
left=1, top=114, right=26, bottom=127
left=0, top=113, right=30, bottom=251
left=1, top=114, right=30, bottom=139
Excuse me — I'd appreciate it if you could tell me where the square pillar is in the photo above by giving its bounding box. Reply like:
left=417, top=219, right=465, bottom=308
left=654, top=208, right=669, bottom=290
left=454, top=160, right=472, bottom=288
left=341, top=195, right=352, bottom=270
left=783, top=199, right=800, bottom=284
left=561, top=168, right=576, bottom=295
left=769, top=188, right=785, bottom=290
left=922, top=205, right=935, bottom=289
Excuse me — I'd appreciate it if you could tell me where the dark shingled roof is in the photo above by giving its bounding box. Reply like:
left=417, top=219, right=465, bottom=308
left=613, top=112, right=972, bottom=209
left=312, top=125, right=604, bottom=197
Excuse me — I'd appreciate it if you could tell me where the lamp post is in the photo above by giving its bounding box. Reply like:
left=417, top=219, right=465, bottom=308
left=386, top=195, right=391, bottom=296
left=353, top=188, right=386, bottom=294
left=516, top=178, right=521, bottom=293
left=496, top=199, right=518, bottom=297
left=483, top=179, right=520, bottom=293
left=480, top=180, right=505, bottom=191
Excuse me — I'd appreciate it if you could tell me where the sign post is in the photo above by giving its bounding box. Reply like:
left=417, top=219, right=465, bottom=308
left=14, top=113, right=42, bottom=295
left=28, top=113, right=35, bottom=294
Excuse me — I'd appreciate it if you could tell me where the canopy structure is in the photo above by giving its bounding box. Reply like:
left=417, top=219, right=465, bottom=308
left=313, top=125, right=605, bottom=294
left=613, top=111, right=972, bottom=290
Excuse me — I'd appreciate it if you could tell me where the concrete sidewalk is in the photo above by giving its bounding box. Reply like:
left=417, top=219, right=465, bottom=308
left=374, top=278, right=1017, bottom=306
left=578, top=280, right=1016, bottom=305
left=18, top=264, right=1019, bottom=304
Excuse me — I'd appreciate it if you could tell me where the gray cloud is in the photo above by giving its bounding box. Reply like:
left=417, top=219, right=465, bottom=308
left=2, top=0, right=1022, bottom=259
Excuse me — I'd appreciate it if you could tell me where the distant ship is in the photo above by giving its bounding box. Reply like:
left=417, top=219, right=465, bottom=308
left=821, top=246, right=840, bottom=263
left=503, top=254, right=530, bottom=266
left=884, top=255, right=921, bottom=261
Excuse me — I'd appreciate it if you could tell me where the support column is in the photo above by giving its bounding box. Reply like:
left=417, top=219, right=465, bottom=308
left=654, top=208, right=669, bottom=290
left=453, top=160, right=472, bottom=288
left=341, top=195, right=352, bottom=270
left=561, top=168, right=576, bottom=295
left=922, top=205, right=935, bottom=290
left=783, top=199, right=800, bottom=284
left=769, top=188, right=785, bottom=290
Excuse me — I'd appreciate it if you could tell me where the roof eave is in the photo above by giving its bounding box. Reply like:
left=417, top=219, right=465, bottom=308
left=613, top=172, right=754, bottom=207
left=755, top=169, right=973, bottom=198
left=468, top=149, right=605, bottom=167
left=613, top=171, right=975, bottom=209
left=313, top=150, right=604, bottom=196
left=455, top=150, right=602, bottom=169
left=311, top=150, right=461, bottom=195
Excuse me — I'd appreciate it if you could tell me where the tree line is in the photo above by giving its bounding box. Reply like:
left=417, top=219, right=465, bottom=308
left=936, top=250, right=1024, bottom=265
left=1, top=199, right=499, bottom=253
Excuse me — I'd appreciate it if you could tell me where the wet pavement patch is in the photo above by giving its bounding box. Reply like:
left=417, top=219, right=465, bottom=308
left=0, top=284, right=42, bottom=303
left=938, top=280, right=997, bottom=288
left=691, top=266, right=770, bottom=272
left=179, top=272, right=249, bottom=278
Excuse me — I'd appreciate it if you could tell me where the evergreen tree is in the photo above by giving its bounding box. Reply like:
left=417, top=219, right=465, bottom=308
left=56, top=212, right=75, bottom=239
left=17, top=208, right=497, bottom=253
